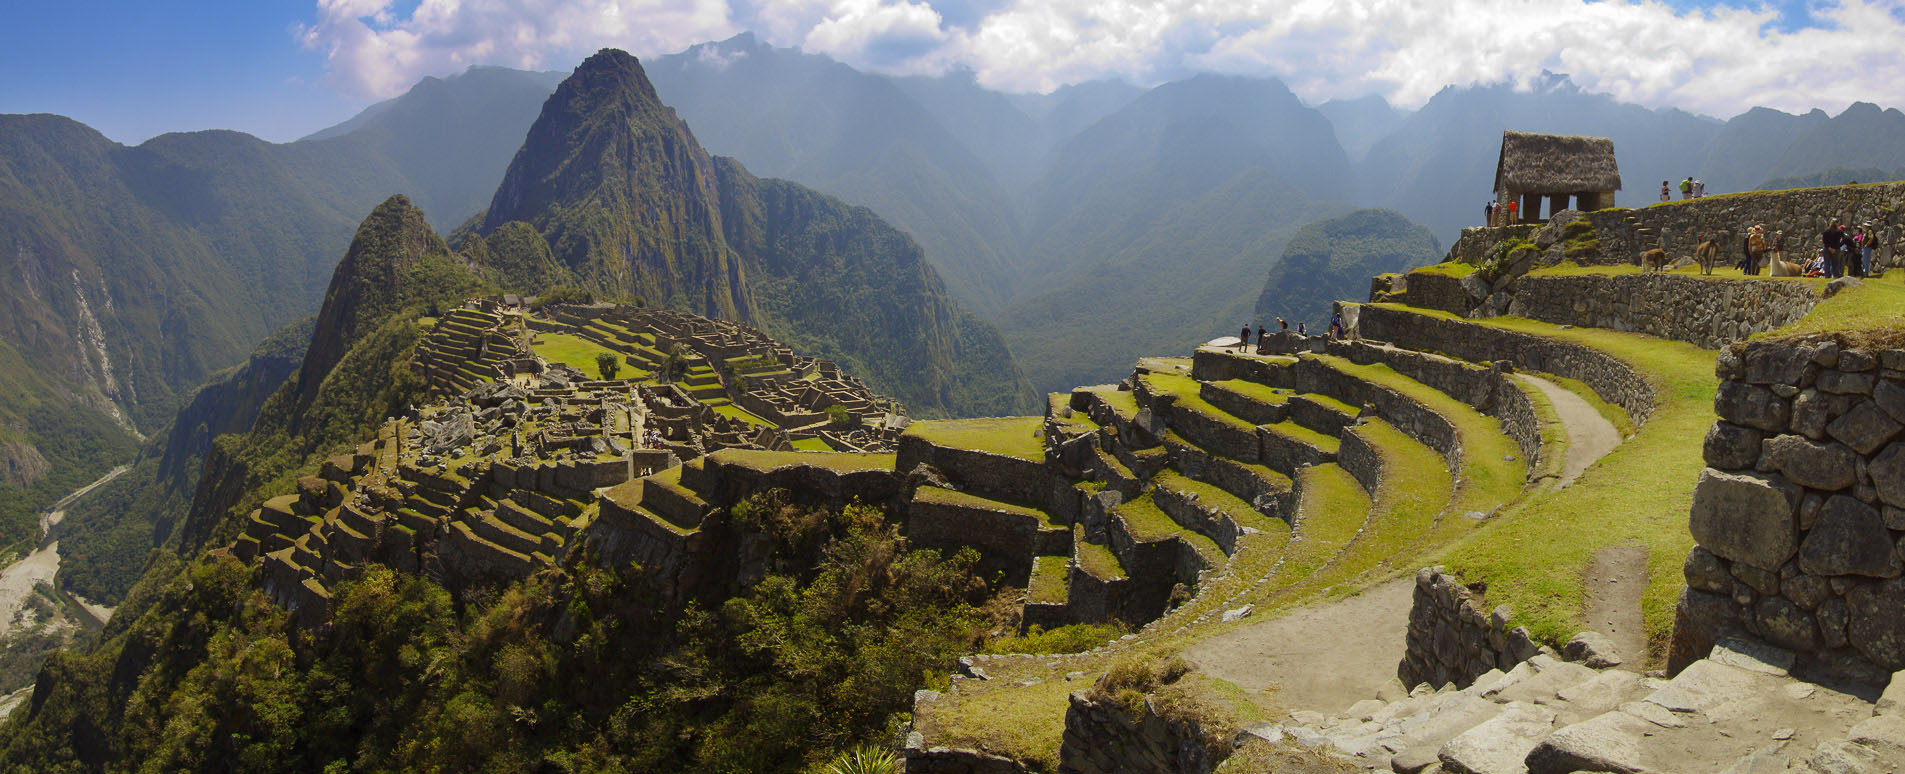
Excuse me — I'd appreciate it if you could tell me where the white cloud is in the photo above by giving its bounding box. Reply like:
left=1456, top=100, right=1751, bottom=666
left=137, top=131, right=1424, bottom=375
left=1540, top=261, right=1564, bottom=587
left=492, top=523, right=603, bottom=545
left=298, top=0, right=738, bottom=97
left=298, top=0, right=1905, bottom=117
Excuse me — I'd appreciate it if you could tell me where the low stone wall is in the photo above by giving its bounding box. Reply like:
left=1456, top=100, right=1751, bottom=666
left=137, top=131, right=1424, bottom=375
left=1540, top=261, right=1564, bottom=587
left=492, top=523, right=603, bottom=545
left=1672, top=335, right=1905, bottom=684
left=1507, top=273, right=1820, bottom=350
left=1336, top=425, right=1383, bottom=495
left=1353, top=303, right=1657, bottom=424
left=897, top=435, right=1058, bottom=508
left=1325, top=339, right=1541, bottom=462
left=1400, top=567, right=1547, bottom=689
left=1580, top=182, right=1905, bottom=272
left=1058, top=690, right=1221, bottom=774
left=1399, top=272, right=1482, bottom=317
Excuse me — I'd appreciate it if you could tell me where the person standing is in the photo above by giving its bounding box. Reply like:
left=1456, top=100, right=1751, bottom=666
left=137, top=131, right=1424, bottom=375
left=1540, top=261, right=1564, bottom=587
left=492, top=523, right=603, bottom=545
left=1484, top=200, right=1496, bottom=227
left=1297, top=322, right=1307, bottom=336
left=1680, top=177, right=1694, bottom=200
left=1660, top=181, right=1670, bottom=202
left=1329, top=312, right=1344, bottom=340
left=1857, top=226, right=1872, bottom=277
left=1239, top=324, right=1251, bottom=352
left=1823, top=222, right=1846, bottom=278
left=1693, top=179, right=1706, bottom=198
left=1257, top=323, right=1267, bottom=345
left=1278, top=316, right=1288, bottom=332
left=1506, top=199, right=1519, bottom=224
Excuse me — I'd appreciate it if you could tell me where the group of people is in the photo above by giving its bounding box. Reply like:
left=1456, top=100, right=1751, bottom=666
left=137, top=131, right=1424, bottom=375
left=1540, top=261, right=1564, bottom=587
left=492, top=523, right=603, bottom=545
left=1234, top=313, right=1345, bottom=352
left=1483, top=199, right=1519, bottom=227
left=1723, top=221, right=1878, bottom=278
left=1664, top=177, right=1708, bottom=201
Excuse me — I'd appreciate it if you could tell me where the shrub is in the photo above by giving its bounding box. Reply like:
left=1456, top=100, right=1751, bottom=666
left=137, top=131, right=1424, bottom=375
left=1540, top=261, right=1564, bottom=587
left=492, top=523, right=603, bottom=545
left=1089, top=653, right=1190, bottom=715
left=822, top=744, right=901, bottom=774
left=595, top=351, right=622, bottom=381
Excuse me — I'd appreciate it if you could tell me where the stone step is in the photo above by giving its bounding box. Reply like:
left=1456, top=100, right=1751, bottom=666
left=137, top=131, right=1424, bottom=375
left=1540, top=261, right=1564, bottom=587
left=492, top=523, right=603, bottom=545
left=1198, top=379, right=1291, bottom=426
left=1108, top=492, right=1223, bottom=570
left=446, top=520, right=537, bottom=574
left=494, top=497, right=559, bottom=538
left=907, top=485, right=1071, bottom=557
left=1288, top=393, right=1359, bottom=436
left=1257, top=421, right=1340, bottom=475
left=1151, top=469, right=1277, bottom=554
left=1158, top=433, right=1294, bottom=524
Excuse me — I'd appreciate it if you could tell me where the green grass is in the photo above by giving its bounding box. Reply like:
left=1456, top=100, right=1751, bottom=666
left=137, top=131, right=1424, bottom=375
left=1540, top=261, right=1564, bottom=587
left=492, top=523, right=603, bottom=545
left=1253, top=463, right=1370, bottom=592
left=1083, top=388, right=1140, bottom=424
left=1261, top=421, right=1340, bottom=454
left=1409, top=261, right=1478, bottom=278
left=1763, top=271, right=1905, bottom=343
left=1113, top=494, right=1222, bottom=565
left=789, top=437, right=831, bottom=452
left=708, top=449, right=897, bottom=474
left=984, top=623, right=1124, bottom=655
left=1207, top=379, right=1291, bottom=405
left=916, top=667, right=1074, bottom=770
left=914, top=486, right=1059, bottom=529
left=1295, top=392, right=1358, bottom=417
left=905, top=417, right=1045, bottom=462
left=1416, top=313, right=1717, bottom=657
left=1076, top=539, right=1126, bottom=580
left=1154, top=470, right=1280, bottom=533
left=1048, top=393, right=1100, bottom=434
left=712, top=404, right=772, bottom=427
left=533, top=332, right=645, bottom=379
left=1028, top=555, right=1070, bottom=604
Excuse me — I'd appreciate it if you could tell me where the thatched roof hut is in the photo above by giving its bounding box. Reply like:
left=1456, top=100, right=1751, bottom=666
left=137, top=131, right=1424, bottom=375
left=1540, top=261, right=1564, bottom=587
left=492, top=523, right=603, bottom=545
left=1493, top=131, right=1621, bottom=222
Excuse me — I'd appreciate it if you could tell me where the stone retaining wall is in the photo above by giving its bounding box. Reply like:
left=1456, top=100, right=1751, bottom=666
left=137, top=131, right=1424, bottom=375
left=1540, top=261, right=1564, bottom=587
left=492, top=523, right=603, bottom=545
left=1400, top=566, right=1547, bottom=689
left=1058, top=690, right=1221, bottom=774
left=1337, top=424, right=1384, bottom=495
left=1579, top=182, right=1905, bottom=272
left=1324, top=339, right=1543, bottom=465
left=1507, top=273, right=1820, bottom=350
left=1352, top=303, right=1657, bottom=424
left=1672, top=335, right=1905, bottom=684
left=1447, top=223, right=1541, bottom=265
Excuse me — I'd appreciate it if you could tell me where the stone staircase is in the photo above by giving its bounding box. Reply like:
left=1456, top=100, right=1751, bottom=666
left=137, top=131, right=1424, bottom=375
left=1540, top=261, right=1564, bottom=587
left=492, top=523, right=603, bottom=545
left=416, top=307, right=520, bottom=393
left=1270, top=636, right=1901, bottom=773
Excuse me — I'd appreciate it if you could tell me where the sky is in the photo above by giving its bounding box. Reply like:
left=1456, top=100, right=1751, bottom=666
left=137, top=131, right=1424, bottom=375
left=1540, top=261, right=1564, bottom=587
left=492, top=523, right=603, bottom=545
left=3, top=0, right=1903, bottom=145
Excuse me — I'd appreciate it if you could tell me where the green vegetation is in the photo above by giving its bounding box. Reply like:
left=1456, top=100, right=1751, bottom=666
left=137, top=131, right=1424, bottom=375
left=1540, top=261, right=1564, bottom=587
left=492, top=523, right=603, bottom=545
left=904, top=417, right=1045, bottom=462
left=1, top=494, right=999, bottom=772
left=1027, top=556, right=1071, bottom=604
left=1408, top=261, right=1477, bottom=278
left=1763, top=271, right=1905, bottom=343
left=595, top=351, right=623, bottom=381
left=1532, top=371, right=1637, bottom=438
left=1255, top=209, right=1444, bottom=329
left=535, top=332, right=642, bottom=380
left=985, top=623, right=1123, bottom=655
left=709, top=449, right=897, bottom=474
left=712, top=404, right=772, bottom=428
left=790, top=438, right=832, bottom=452
left=1075, top=538, right=1125, bottom=581
left=1431, top=314, right=1716, bottom=653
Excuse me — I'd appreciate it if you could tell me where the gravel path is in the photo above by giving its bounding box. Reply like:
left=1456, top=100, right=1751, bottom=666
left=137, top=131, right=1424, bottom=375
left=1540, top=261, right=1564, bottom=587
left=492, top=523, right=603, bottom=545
left=1183, top=579, right=1414, bottom=716
left=1514, top=374, right=1622, bottom=489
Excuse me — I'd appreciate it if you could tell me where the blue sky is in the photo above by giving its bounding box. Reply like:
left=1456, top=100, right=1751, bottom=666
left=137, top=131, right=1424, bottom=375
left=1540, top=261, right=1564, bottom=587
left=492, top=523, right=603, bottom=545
left=3, top=0, right=1900, bottom=145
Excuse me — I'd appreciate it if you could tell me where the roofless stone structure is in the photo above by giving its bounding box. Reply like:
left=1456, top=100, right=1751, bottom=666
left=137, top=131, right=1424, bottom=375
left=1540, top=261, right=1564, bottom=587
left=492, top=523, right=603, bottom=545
left=1495, top=130, right=1621, bottom=223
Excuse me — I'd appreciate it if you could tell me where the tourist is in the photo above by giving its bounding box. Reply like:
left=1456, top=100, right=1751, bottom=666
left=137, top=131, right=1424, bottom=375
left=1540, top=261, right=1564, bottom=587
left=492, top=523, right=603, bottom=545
left=1257, top=323, right=1267, bottom=344
left=1659, top=181, right=1670, bottom=202
left=1772, top=230, right=1787, bottom=268
left=1748, top=226, right=1768, bottom=276
left=1239, top=324, right=1251, bottom=352
left=1484, top=200, right=1496, bottom=226
left=1506, top=199, right=1519, bottom=223
left=1277, top=316, right=1288, bottom=331
left=1297, top=322, right=1306, bottom=336
left=1680, top=177, right=1694, bottom=200
left=1857, top=225, right=1873, bottom=277
left=1694, top=179, right=1706, bottom=198
left=1822, top=223, right=1847, bottom=278
left=1330, top=312, right=1344, bottom=340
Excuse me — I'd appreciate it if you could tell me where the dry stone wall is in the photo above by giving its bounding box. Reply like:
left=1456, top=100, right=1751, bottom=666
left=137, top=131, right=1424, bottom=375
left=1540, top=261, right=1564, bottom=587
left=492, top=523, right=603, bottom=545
left=1323, top=338, right=1543, bottom=464
left=1506, top=273, right=1819, bottom=350
left=1057, top=690, right=1222, bottom=774
left=1400, top=567, right=1548, bottom=689
left=1579, top=182, right=1905, bottom=272
left=1353, top=303, right=1657, bottom=423
left=1674, top=334, right=1905, bottom=684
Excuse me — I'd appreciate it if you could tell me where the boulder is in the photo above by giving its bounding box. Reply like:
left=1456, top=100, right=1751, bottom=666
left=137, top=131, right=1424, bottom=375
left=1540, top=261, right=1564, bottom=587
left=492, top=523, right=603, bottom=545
left=1761, top=434, right=1859, bottom=491
left=1437, top=701, right=1555, bottom=774
left=1799, top=496, right=1902, bottom=578
left=1689, top=468, right=1801, bottom=572
left=1825, top=275, right=1866, bottom=298
left=1703, top=422, right=1764, bottom=469
left=1561, top=631, right=1624, bottom=668
left=1848, top=577, right=1905, bottom=669
left=1524, top=710, right=1652, bottom=774
left=1827, top=401, right=1904, bottom=455
left=1715, top=381, right=1789, bottom=432
left=1874, top=380, right=1905, bottom=424
left=1870, top=441, right=1905, bottom=508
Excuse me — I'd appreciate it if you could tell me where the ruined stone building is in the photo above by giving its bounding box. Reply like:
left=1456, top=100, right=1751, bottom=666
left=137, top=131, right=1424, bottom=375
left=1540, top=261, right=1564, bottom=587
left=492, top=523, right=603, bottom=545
left=1495, top=130, right=1621, bottom=223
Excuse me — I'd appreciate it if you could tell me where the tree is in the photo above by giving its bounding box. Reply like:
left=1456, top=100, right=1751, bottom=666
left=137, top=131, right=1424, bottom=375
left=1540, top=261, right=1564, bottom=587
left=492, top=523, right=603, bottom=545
left=596, top=351, right=622, bottom=381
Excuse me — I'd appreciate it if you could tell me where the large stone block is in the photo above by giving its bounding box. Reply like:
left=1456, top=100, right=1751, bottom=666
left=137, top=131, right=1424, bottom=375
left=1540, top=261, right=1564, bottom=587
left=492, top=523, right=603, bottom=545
left=1755, top=596, right=1819, bottom=652
left=1761, top=434, right=1859, bottom=491
left=1827, top=401, right=1903, bottom=455
left=1689, top=468, right=1800, bottom=572
left=1703, top=422, right=1763, bottom=470
left=1871, top=441, right=1905, bottom=508
left=1684, top=546, right=1732, bottom=593
left=1800, top=496, right=1903, bottom=578
left=1715, top=381, right=1789, bottom=432
left=1848, top=577, right=1905, bottom=670
left=1743, top=341, right=1818, bottom=385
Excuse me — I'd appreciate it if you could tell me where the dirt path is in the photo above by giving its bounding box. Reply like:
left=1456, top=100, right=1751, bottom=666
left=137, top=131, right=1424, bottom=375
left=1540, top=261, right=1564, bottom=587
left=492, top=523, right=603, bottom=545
left=1182, top=579, right=1413, bottom=716
left=1514, top=374, right=1621, bottom=488
left=1582, top=541, right=1650, bottom=670
left=40, top=464, right=130, bottom=537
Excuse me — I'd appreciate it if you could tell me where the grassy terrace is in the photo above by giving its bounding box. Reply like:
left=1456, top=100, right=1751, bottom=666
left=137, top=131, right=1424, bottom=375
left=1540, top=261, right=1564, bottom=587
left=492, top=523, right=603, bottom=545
left=914, top=486, right=1060, bottom=529
left=1075, top=538, right=1126, bottom=580
left=905, top=417, right=1046, bottom=462
left=1308, top=355, right=1528, bottom=520
left=1765, top=271, right=1905, bottom=343
left=1262, top=420, right=1340, bottom=454
left=707, top=448, right=896, bottom=474
left=1409, top=261, right=1478, bottom=278
left=1113, top=494, right=1223, bottom=565
left=1082, top=387, right=1140, bottom=424
left=1153, top=470, right=1280, bottom=533
left=1142, top=373, right=1256, bottom=432
left=1207, top=378, right=1290, bottom=405
left=712, top=404, right=771, bottom=427
left=1364, top=308, right=1721, bottom=654
left=534, top=331, right=646, bottom=379
left=1028, top=556, right=1070, bottom=604
left=790, top=437, right=831, bottom=452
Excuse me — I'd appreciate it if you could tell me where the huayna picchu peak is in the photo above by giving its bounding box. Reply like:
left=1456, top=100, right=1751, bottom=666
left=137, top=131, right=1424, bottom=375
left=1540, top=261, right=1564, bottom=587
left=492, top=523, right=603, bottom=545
left=468, top=48, right=1034, bottom=418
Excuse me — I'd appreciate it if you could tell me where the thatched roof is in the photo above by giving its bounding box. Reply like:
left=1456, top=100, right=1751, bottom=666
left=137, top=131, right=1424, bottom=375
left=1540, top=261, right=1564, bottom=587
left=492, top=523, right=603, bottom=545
left=1494, top=131, right=1621, bottom=195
